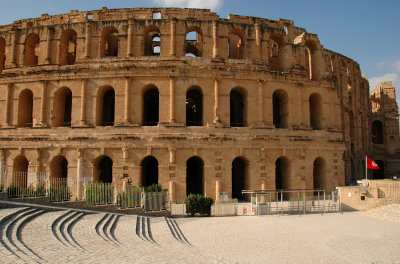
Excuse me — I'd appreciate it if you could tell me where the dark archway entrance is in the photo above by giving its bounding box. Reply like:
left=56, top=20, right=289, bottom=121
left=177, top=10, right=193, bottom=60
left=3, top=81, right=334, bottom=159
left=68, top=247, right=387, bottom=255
left=275, top=157, right=289, bottom=199
left=143, top=88, right=159, bottom=126
left=13, top=155, right=29, bottom=188
left=373, top=160, right=385, bottom=179
left=18, top=89, right=33, bottom=127
left=372, top=120, right=384, bottom=144
left=273, top=90, right=288, bottom=128
left=97, top=156, right=113, bottom=183
left=313, top=157, right=326, bottom=194
left=230, top=90, right=244, bottom=127
left=186, top=157, right=203, bottom=196
left=232, top=157, right=246, bottom=201
left=102, top=89, right=115, bottom=126
left=186, top=88, right=203, bottom=126
left=141, top=156, right=158, bottom=187
left=51, top=155, right=68, bottom=179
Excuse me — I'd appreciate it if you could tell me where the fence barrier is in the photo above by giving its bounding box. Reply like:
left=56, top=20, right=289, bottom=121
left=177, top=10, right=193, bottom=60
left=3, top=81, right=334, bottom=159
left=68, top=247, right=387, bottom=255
left=49, top=177, right=71, bottom=202
left=7, top=172, right=46, bottom=198
left=117, top=187, right=142, bottom=209
left=142, top=191, right=168, bottom=211
left=85, top=183, right=114, bottom=206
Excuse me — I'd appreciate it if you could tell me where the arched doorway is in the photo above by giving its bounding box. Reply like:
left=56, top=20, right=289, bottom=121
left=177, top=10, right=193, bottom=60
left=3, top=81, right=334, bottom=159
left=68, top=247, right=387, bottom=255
left=186, top=156, right=203, bottom=196
left=100, top=27, right=119, bottom=57
left=186, top=88, right=203, bottom=126
left=59, top=29, right=77, bottom=65
left=230, top=89, right=245, bottom=127
left=50, top=155, right=68, bottom=179
left=95, top=156, right=113, bottom=183
left=96, top=87, right=115, bottom=126
left=371, top=120, right=384, bottom=144
left=232, top=157, right=246, bottom=201
left=18, top=89, right=33, bottom=127
left=275, top=157, right=290, bottom=199
left=13, top=155, right=29, bottom=188
left=141, top=156, right=158, bottom=187
left=54, top=87, right=72, bottom=127
left=373, top=160, right=385, bottom=179
left=313, top=157, right=326, bottom=193
left=273, top=90, right=288, bottom=128
left=143, top=87, right=159, bottom=126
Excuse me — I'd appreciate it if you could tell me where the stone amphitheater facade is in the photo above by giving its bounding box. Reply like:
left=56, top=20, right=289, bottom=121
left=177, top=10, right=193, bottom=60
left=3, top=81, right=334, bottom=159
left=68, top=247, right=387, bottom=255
left=0, top=7, right=373, bottom=201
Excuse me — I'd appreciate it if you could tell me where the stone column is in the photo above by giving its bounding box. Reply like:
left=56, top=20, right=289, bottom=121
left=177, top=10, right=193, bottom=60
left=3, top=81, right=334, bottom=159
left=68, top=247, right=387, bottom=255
left=127, top=19, right=134, bottom=57
left=10, top=29, right=18, bottom=67
left=40, top=81, right=48, bottom=127
left=5, top=83, right=13, bottom=127
left=255, top=24, right=262, bottom=61
left=0, top=150, right=5, bottom=188
left=85, top=23, right=91, bottom=58
left=170, top=18, right=177, bottom=56
left=124, top=77, right=131, bottom=124
left=169, top=76, right=176, bottom=123
left=258, top=79, right=265, bottom=126
left=215, top=180, right=221, bottom=201
left=169, top=181, right=175, bottom=202
left=213, top=77, right=221, bottom=124
left=45, top=26, right=52, bottom=64
left=76, top=149, right=84, bottom=200
left=212, top=21, right=219, bottom=58
left=80, top=79, right=87, bottom=126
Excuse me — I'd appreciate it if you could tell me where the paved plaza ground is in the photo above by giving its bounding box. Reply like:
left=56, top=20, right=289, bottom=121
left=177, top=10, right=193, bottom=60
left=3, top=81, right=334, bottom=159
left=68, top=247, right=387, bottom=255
left=0, top=201, right=399, bottom=263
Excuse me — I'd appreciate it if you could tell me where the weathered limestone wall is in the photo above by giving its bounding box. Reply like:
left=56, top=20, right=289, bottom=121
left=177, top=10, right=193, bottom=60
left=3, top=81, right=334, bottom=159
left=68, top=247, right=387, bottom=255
left=0, top=7, right=371, bottom=201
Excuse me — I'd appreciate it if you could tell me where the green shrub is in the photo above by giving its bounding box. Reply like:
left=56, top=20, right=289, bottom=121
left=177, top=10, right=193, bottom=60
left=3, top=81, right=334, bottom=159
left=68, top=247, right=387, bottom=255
left=185, top=194, right=214, bottom=216
left=144, top=183, right=163, bottom=193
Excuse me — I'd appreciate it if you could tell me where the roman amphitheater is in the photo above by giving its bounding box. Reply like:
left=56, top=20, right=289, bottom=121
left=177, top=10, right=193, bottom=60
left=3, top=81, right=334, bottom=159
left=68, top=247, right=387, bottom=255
left=0, top=7, right=398, bottom=203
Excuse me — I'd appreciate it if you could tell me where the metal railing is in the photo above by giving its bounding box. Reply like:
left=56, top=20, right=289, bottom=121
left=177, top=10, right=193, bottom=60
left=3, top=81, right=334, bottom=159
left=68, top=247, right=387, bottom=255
left=7, top=172, right=46, bottom=198
left=117, top=187, right=142, bottom=209
left=142, top=191, right=168, bottom=211
left=48, top=177, right=71, bottom=202
left=84, top=183, right=114, bottom=206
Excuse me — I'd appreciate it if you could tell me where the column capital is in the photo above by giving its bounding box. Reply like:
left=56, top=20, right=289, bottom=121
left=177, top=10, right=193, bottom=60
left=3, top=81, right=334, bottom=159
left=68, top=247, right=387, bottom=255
left=257, top=79, right=265, bottom=84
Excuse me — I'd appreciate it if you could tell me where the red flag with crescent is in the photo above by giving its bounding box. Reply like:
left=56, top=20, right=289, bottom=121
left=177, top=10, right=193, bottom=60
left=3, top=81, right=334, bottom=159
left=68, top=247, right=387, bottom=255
left=367, top=157, right=380, bottom=170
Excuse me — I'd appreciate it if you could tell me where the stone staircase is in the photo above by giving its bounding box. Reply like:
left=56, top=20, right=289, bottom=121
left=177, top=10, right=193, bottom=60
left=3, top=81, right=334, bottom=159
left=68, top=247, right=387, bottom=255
left=364, top=203, right=400, bottom=222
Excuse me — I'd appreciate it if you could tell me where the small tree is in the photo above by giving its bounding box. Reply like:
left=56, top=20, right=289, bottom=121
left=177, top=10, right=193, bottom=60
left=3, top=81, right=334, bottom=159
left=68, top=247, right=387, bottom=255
left=185, top=194, right=213, bottom=216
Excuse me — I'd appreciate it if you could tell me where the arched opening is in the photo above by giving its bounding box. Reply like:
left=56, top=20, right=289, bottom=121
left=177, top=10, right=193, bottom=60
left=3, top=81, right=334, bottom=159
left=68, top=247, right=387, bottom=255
left=24, top=33, right=40, bottom=66
left=349, top=111, right=356, bottom=143
left=18, top=89, right=33, bottom=127
left=232, top=157, right=246, bottom=201
left=94, top=156, right=113, bottom=183
left=59, top=29, right=77, bottom=65
left=228, top=30, right=244, bottom=59
left=269, top=34, right=283, bottom=71
left=100, top=27, right=119, bottom=57
left=313, top=157, right=326, bottom=193
left=230, top=88, right=245, bottom=127
left=373, top=160, right=385, bottom=179
left=0, top=37, right=5, bottom=73
left=13, top=155, right=29, bottom=188
left=305, top=40, right=317, bottom=80
left=96, top=86, right=115, bottom=126
left=186, top=156, right=203, bottom=196
left=50, top=155, right=68, bottom=180
left=144, top=26, right=161, bottom=56
left=309, top=93, right=323, bottom=130
left=372, top=120, right=384, bottom=144
left=185, top=28, right=203, bottom=57
left=186, top=87, right=203, bottom=126
left=275, top=156, right=290, bottom=199
left=141, top=156, right=158, bottom=187
left=273, top=89, right=289, bottom=128
left=53, top=87, right=72, bottom=127
left=143, top=87, right=159, bottom=126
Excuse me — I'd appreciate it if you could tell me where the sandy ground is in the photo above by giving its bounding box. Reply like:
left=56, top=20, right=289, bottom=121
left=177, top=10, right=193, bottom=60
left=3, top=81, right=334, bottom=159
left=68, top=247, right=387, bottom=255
left=0, top=202, right=399, bottom=264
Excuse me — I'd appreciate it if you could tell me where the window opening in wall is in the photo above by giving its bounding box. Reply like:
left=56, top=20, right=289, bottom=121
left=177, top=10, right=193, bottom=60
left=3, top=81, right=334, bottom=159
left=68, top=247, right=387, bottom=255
left=186, top=88, right=203, bottom=126
left=185, top=29, right=202, bottom=57
left=313, top=157, right=325, bottom=195
left=102, top=89, right=115, bottom=126
left=98, top=156, right=113, bottom=183
left=60, top=29, right=77, bottom=65
left=228, top=32, right=244, bottom=59
left=305, top=40, right=316, bottom=80
left=24, top=33, right=39, bottom=66
left=101, top=27, right=119, bottom=57
left=18, top=89, right=33, bottom=127
left=54, top=87, right=72, bottom=127
left=284, top=25, right=288, bottom=34
left=230, top=89, right=244, bottom=127
left=186, top=156, right=203, bottom=196
left=141, top=156, right=158, bottom=187
left=273, top=90, right=288, bottom=129
left=51, top=156, right=68, bottom=181
left=309, top=93, right=322, bottom=130
left=269, top=34, right=283, bottom=71
left=143, top=88, right=159, bottom=126
left=153, top=12, right=161, bottom=19
left=87, top=14, right=93, bottom=20
left=371, top=120, right=384, bottom=144
left=232, top=157, right=246, bottom=201
left=275, top=156, right=289, bottom=200
left=63, top=91, right=72, bottom=126
left=144, top=27, right=161, bottom=56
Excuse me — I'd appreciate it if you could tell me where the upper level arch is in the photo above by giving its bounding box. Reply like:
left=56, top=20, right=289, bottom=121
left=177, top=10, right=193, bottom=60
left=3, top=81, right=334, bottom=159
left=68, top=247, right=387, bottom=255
left=142, top=85, right=159, bottom=126
left=372, top=120, right=384, bottom=144
left=305, top=39, right=318, bottom=80
left=96, top=85, right=115, bottom=126
left=228, top=29, right=245, bottom=59
left=269, top=33, right=284, bottom=71
left=59, top=29, right=77, bottom=65
left=185, top=26, right=203, bottom=57
left=272, top=89, right=289, bottom=129
left=144, top=25, right=161, bottom=56
left=53, top=87, right=72, bottom=127
left=186, top=86, right=203, bottom=126
left=309, top=92, right=323, bottom=130
left=17, top=89, right=33, bottom=127
left=24, top=33, right=40, bottom=66
left=100, top=26, right=119, bottom=57
left=230, top=87, right=247, bottom=127
left=0, top=37, right=5, bottom=73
